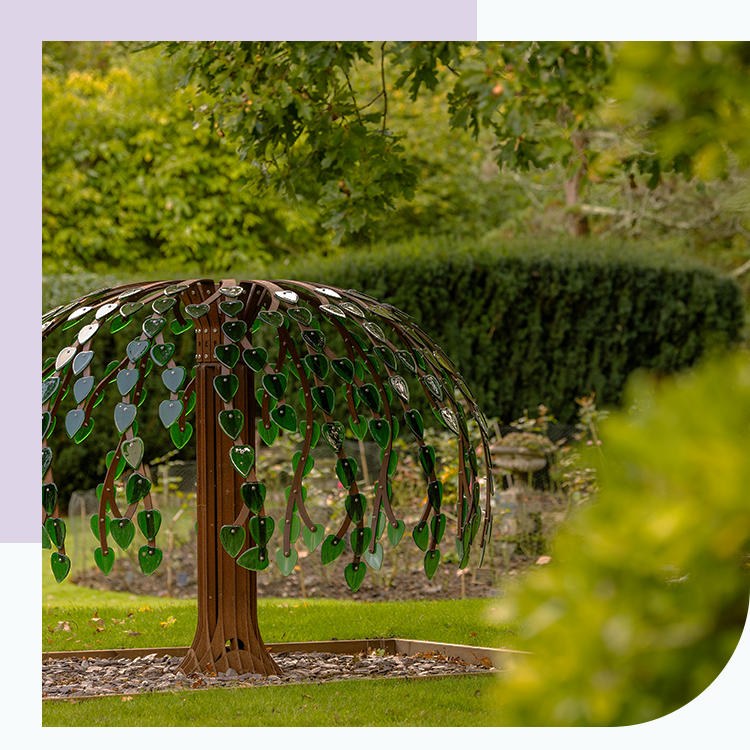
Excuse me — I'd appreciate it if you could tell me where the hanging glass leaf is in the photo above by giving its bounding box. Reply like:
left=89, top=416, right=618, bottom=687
left=274, top=290, right=299, bottom=304
left=220, top=525, right=246, bottom=557
left=344, top=562, right=366, bottom=592
left=219, top=300, right=244, bottom=317
left=152, top=297, right=176, bottom=315
left=72, top=351, right=95, bottom=375
left=287, top=307, right=313, bottom=326
left=241, top=481, right=266, bottom=513
left=220, top=285, right=244, bottom=298
left=237, top=547, right=269, bottom=571
left=42, top=377, right=60, bottom=405
left=276, top=548, right=299, bottom=576
left=243, top=347, right=269, bottom=372
left=159, top=400, right=183, bottom=428
left=151, top=343, right=175, bottom=367
left=138, top=545, right=163, bottom=576
left=111, top=518, right=136, bottom=550
left=229, top=445, right=255, bottom=477
left=218, top=409, right=244, bottom=440
left=215, top=344, right=241, bottom=369
left=142, top=317, right=167, bottom=338
left=222, top=321, right=248, bottom=342
left=213, top=374, right=239, bottom=403
left=185, top=304, right=210, bottom=319
left=161, top=367, right=186, bottom=393
left=114, top=403, right=137, bottom=433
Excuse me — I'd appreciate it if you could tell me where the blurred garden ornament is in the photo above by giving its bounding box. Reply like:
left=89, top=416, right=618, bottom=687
left=42, top=279, right=494, bottom=676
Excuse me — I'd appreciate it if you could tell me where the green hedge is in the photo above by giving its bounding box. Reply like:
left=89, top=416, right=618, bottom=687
left=283, top=236, right=746, bottom=423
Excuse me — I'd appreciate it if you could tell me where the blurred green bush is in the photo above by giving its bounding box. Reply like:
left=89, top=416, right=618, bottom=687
left=494, top=352, right=750, bottom=725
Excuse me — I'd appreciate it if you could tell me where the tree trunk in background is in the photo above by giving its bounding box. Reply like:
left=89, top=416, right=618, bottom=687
left=564, top=130, right=590, bottom=238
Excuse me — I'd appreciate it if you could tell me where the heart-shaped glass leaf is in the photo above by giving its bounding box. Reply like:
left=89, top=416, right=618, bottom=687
left=387, top=519, right=405, bottom=547
left=126, top=472, right=151, bottom=504
left=321, top=422, right=345, bottom=453
left=389, top=376, right=410, bottom=403
left=50, top=552, right=71, bottom=583
left=220, top=285, right=244, bottom=298
left=364, top=542, right=384, bottom=571
left=237, top=546, right=269, bottom=571
left=219, top=300, right=244, bottom=317
left=42, top=525, right=51, bottom=549
left=368, top=418, right=391, bottom=449
left=280, top=515, right=302, bottom=544
left=300, top=329, right=326, bottom=353
left=137, top=509, right=162, bottom=540
left=42, top=447, right=53, bottom=478
left=171, top=319, right=193, bottom=335
left=126, top=340, right=150, bottom=363
left=161, top=367, right=186, bottom=393
left=215, top=344, right=241, bottom=369
left=311, top=385, right=335, bottom=415
left=42, top=377, right=60, bottom=405
left=321, top=535, right=345, bottom=565
left=292, top=450, right=314, bottom=478
left=185, top=303, right=210, bottom=319
left=425, top=479, right=444, bottom=511
left=222, top=320, right=248, bottom=342
left=331, top=357, right=355, bottom=383
left=170, top=421, right=193, bottom=449
left=121, top=437, right=145, bottom=469
left=350, top=526, right=372, bottom=557
left=42, top=483, right=58, bottom=515
left=77, top=322, right=100, bottom=345
left=362, top=321, right=386, bottom=342
left=55, top=346, right=78, bottom=372
left=412, top=521, right=429, bottom=552
left=220, top=525, right=246, bottom=557
left=111, top=517, right=136, bottom=550
left=271, top=405, right=298, bottom=433
left=249, top=515, right=275, bottom=547
left=117, top=369, right=139, bottom=396
left=276, top=548, right=298, bottom=576
left=349, top=415, right=368, bottom=441
left=374, top=511, right=387, bottom=540
left=421, top=374, right=443, bottom=401
left=152, top=297, right=176, bottom=315
left=419, top=445, right=437, bottom=477
left=404, top=409, right=424, bottom=439
left=374, top=346, right=397, bottom=370
left=72, top=350, right=95, bottom=375
left=94, top=546, right=115, bottom=575
left=357, top=384, right=381, bottom=413
left=65, top=409, right=86, bottom=438
left=138, top=545, right=163, bottom=576
left=164, top=283, right=189, bottom=296
left=424, top=550, right=441, bottom=580
left=257, top=420, right=279, bottom=446
left=287, top=307, right=313, bottom=325
left=302, top=523, right=325, bottom=552
left=105, top=450, right=127, bottom=479
left=262, top=372, right=288, bottom=400
left=304, top=353, right=329, bottom=380
left=431, top=513, right=447, bottom=544
left=243, top=347, right=268, bottom=372
left=158, top=400, right=183, bottom=428
left=150, top=343, right=175, bottom=367
left=142, top=316, right=167, bottom=338
left=120, top=301, right=144, bottom=317
left=73, top=416, right=95, bottom=444
left=42, top=412, right=55, bottom=440
left=344, top=562, right=367, bottom=592
left=213, top=374, right=239, bottom=403
left=336, top=457, right=358, bottom=489
left=395, top=349, right=417, bottom=373
left=241, top=481, right=266, bottom=513
left=345, top=493, right=367, bottom=524
left=229, top=445, right=255, bottom=477
left=299, top=419, right=321, bottom=449
left=114, top=403, right=137, bottom=433
left=218, top=409, right=244, bottom=440
left=90, top=513, right=110, bottom=542
left=110, top=316, right=131, bottom=333
left=258, top=310, right=284, bottom=327
left=45, top=517, right=66, bottom=549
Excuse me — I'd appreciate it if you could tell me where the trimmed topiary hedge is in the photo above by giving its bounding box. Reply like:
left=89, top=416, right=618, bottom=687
left=284, top=237, right=745, bottom=423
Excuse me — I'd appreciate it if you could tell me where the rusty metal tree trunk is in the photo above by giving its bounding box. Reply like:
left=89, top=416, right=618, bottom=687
left=179, top=295, right=281, bottom=677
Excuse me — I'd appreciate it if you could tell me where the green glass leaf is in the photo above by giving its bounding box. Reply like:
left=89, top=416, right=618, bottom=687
left=220, top=285, right=244, bottom=297
left=142, top=316, right=167, bottom=338
left=287, top=307, right=313, bottom=325
left=374, top=346, right=397, bottom=370
left=404, top=410, right=424, bottom=439
left=301, top=329, right=326, bottom=352
left=45, top=517, right=66, bottom=549
left=42, top=447, right=53, bottom=478
left=150, top=343, right=175, bottom=367
left=345, top=493, right=367, bottom=524
left=42, top=412, right=54, bottom=440
left=42, top=376, right=60, bottom=405
left=387, top=519, right=405, bottom=547
left=237, top=546, right=269, bottom=571
left=74, top=418, right=95, bottom=444
left=114, top=403, right=137, bottom=434
left=165, top=283, right=189, bottom=295
left=159, top=400, right=183, bottom=429
left=412, top=521, right=429, bottom=552
left=344, top=562, right=367, bottom=592
left=302, top=523, right=325, bottom=552
left=395, top=349, right=417, bottom=373
left=215, top=344, right=241, bottom=369
left=424, top=550, right=441, bottom=580
left=257, top=420, right=279, bottom=446
left=299, top=419, right=321, bottom=449
left=42, top=525, right=51, bottom=549
left=292, top=450, right=314, bottom=478
left=331, top=357, right=355, bottom=383
left=368, top=418, right=391, bottom=449
left=419, top=445, right=437, bottom=476
left=321, top=535, right=345, bottom=565
left=357, top=384, right=381, bottom=413
left=90, top=513, right=110, bottom=542
left=169, top=422, right=193, bottom=448
left=336, top=457, right=358, bottom=489
left=374, top=511, right=387, bottom=540
left=350, top=526, right=372, bottom=557
left=431, top=513, right=447, bottom=544
left=280, top=515, right=302, bottom=544
left=258, top=310, right=284, bottom=327
left=241, top=481, right=266, bottom=513
left=229, top=445, right=255, bottom=477
left=213, top=374, right=239, bottom=403
left=304, top=353, right=329, bottom=380
left=126, top=472, right=151, bottom=504
left=243, top=347, right=269, bottom=372
left=126, top=340, right=150, bottom=363
left=364, top=542, right=384, bottom=571
left=42, top=483, right=58, bottom=515
left=137, top=509, right=162, bottom=540
left=218, top=409, right=244, bottom=440
left=122, top=437, right=145, bottom=469
left=249, top=515, right=275, bottom=546
left=152, top=297, right=176, bottom=315
left=105, top=450, right=127, bottom=479
left=262, top=372, right=288, bottom=400
left=219, top=300, right=244, bottom=317
left=138, top=545, right=163, bottom=576
left=277, top=547, right=298, bottom=576
left=111, top=517, right=136, bottom=550
left=479, top=512, right=493, bottom=568
left=311, top=385, right=335, bottom=414
left=120, top=301, right=144, bottom=317
left=50, top=552, right=71, bottom=583
left=65, top=409, right=86, bottom=438
left=185, top=303, right=210, bottom=319
left=271, top=404, right=298, bottom=433
left=162, top=367, right=186, bottom=393
left=321, top=421, right=345, bottom=453
left=111, top=315, right=131, bottom=333
left=171, top=319, right=193, bottom=335
left=428, top=480, right=443, bottom=511
left=117, top=369, right=140, bottom=396
left=222, top=320, right=248, bottom=342
left=95, top=546, right=115, bottom=575
left=220, top=525, right=246, bottom=558
left=349, top=415, right=368, bottom=441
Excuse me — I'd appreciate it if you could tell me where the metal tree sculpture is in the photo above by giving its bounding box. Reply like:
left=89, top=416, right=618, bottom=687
left=42, top=279, right=494, bottom=676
